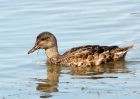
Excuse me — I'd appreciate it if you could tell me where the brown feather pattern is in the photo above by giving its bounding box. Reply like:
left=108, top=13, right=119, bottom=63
left=28, top=32, right=133, bottom=67
left=49, top=45, right=133, bottom=67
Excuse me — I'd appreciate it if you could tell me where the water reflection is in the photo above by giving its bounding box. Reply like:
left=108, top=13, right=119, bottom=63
left=36, top=61, right=130, bottom=98
left=37, top=64, right=61, bottom=98
left=70, top=61, right=129, bottom=76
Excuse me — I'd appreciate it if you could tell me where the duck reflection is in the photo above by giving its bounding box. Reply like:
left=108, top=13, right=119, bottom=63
left=36, top=60, right=130, bottom=97
left=70, top=60, right=130, bottom=76
left=37, top=64, right=61, bottom=93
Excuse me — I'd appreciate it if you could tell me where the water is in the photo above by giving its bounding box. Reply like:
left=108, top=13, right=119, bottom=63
left=0, top=0, right=140, bottom=99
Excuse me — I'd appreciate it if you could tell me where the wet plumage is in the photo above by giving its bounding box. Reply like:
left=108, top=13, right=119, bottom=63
left=28, top=32, right=133, bottom=67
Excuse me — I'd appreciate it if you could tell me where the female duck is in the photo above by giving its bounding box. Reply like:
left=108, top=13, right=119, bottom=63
left=28, top=32, right=133, bottom=67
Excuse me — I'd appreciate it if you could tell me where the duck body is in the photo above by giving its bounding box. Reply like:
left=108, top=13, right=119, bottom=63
left=28, top=32, right=133, bottom=67
left=48, top=45, right=132, bottom=67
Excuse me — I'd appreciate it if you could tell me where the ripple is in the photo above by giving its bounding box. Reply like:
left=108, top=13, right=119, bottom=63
left=0, top=0, right=140, bottom=99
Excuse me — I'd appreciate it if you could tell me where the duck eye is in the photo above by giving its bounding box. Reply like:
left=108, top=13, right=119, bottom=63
left=41, top=38, right=46, bottom=41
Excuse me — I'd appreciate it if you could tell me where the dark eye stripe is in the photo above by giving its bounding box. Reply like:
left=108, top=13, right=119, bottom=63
left=41, top=38, right=46, bottom=40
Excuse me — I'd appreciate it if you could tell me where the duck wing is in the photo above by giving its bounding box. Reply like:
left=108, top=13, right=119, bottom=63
left=60, top=45, right=118, bottom=66
left=63, top=45, right=118, bottom=56
left=61, top=45, right=133, bottom=67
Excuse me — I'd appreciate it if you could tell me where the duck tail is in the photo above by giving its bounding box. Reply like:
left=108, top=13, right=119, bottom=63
left=119, top=45, right=134, bottom=54
left=124, top=45, right=134, bottom=50
left=113, top=45, right=134, bottom=60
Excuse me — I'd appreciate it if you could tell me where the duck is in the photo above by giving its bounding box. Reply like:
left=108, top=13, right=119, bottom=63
left=28, top=32, right=133, bottom=67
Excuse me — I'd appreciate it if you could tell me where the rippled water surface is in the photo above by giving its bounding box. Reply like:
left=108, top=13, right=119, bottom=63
left=1, top=0, right=140, bottom=99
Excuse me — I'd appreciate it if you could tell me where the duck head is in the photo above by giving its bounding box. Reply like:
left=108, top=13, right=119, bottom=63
left=28, top=32, right=58, bottom=54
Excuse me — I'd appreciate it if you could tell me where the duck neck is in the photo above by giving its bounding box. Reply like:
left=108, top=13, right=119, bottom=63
left=45, top=46, right=59, bottom=59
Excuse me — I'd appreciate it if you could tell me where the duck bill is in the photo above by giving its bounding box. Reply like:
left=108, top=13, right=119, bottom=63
left=28, top=46, right=38, bottom=54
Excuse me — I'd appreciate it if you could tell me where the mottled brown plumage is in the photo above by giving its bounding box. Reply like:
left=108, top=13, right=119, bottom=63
left=28, top=32, right=133, bottom=67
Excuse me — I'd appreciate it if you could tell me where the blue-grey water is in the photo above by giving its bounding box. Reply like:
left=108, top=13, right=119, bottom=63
left=0, top=0, right=140, bottom=99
